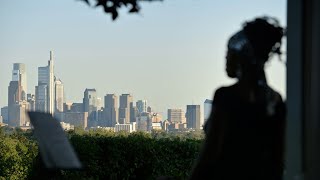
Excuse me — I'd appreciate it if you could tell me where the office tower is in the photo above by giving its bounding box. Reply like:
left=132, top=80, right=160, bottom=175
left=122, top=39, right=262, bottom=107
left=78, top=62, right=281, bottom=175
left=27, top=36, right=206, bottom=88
left=63, top=112, right=88, bottom=129
left=27, top=94, right=36, bottom=111
left=186, top=105, right=201, bottom=129
left=136, top=112, right=151, bottom=131
left=104, top=94, right=118, bottom=127
left=96, top=97, right=102, bottom=110
left=8, top=81, right=21, bottom=107
left=12, top=63, right=27, bottom=100
left=63, top=102, right=73, bottom=112
left=136, top=100, right=147, bottom=114
left=83, top=88, right=97, bottom=127
left=8, top=81, right=22, bottom=126
left=70, top=103, right=84, bottom=112
left=119, top=94, right=133, bottom=124
left=35, top=84, right=47, bottom=112
left=83, top=88, right=97, bottom=113
left=130, top=102, right=138, bottom=122
left=48, top=51, right=55, bottom=114
left=36, top=51, right=55, bottom=114
left=147, top=106, right=152, bottom=113
left=168, top=109, right=187, bottom=123
left=1, top=106, right=8, bottom=124
left=9, top=101, right=30, bottom=127
left=55, top=78, right=64, bottom=113
left=204, top=99, right=213, bottom=123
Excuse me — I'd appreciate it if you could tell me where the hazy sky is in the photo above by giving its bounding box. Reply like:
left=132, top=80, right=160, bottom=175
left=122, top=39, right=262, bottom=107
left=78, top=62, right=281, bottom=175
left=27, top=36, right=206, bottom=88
left=0, top=0, right=286, bottom=116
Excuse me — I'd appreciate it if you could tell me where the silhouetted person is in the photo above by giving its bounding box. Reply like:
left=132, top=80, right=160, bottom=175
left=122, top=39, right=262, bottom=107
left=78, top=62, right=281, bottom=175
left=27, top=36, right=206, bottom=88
left=189, top=17, right=286, bottom=180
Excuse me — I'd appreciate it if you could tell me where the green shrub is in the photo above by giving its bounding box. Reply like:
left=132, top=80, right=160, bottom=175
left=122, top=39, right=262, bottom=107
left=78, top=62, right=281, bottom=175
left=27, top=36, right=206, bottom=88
left=1, top=127, right=203, bottom=179
left=59, top=132, right=202, bottom=179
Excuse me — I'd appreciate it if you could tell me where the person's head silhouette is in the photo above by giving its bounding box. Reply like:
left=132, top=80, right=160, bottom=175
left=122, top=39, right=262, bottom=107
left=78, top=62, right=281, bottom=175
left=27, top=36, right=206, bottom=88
left=226, top=17, right=284, bottom=86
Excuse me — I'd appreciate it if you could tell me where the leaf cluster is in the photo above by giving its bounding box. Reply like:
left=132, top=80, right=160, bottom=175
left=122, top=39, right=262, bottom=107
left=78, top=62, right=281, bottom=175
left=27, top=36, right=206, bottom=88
left=80, top=0, right=163, bottom=20
left=0, top=127, right=38, bottom=179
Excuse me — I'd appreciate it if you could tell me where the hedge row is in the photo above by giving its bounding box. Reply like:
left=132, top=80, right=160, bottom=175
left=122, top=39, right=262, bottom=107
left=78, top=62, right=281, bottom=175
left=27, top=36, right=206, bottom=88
left=1, top=128, right=203, bottom=179
left=57, top=132, right=202, bottom=179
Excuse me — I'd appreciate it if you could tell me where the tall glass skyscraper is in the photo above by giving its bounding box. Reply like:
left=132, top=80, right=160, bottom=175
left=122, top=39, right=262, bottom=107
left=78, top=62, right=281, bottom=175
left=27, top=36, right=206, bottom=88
left=12, top=63, right=27, bottom=100
left=35, top=51, right=55, bottom=114
left=136, top=100, right=147, bottom=114
left=119, top=94, right=133, bottom=124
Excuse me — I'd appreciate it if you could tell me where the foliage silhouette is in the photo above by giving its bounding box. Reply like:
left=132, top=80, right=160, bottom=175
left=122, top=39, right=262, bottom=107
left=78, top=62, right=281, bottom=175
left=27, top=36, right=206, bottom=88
left=79, top=0, right=163, bottom=20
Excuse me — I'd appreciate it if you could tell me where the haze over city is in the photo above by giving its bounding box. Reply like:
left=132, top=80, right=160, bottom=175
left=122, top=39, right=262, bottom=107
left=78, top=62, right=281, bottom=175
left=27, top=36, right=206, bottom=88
left=0, top=0, right=286, bottom=116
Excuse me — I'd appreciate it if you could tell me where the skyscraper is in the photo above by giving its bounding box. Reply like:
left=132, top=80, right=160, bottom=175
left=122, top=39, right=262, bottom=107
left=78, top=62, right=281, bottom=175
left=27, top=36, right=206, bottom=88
left=35, top=83, right=47, bottom=112
left=48, top=51, right=55, bottom=114
left=35, top=51, right=55, bottom=114
left=83, top=88, right=97, bottom=127
left=186, top=105, right=201, bottom=129
left=12, top=63, right=27, bottom=100
left=7, top=79, right=30, bottom=127
left=136, top=100, right=147, bottom=114
left=168, top=108, right=186, bottom=123
left=119, top=94, right=133, bottom=124
left=104, top=94, right=118, bottom=127
left=130, top=102, right=138, bottom=122
left=1, top=106, right=8, bottom=124
left=8, top=80, right=22, bottom=126
left=27, top=94, right=36, bottom=112
left=55, top=78, right=64, bottom=113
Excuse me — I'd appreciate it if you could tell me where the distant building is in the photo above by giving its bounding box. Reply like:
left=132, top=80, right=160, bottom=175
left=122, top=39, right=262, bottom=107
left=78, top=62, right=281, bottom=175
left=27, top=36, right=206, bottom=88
left=83, top=88, right=97, bottom=113
left=136, top=100, right=147, bottom=114
left=83, top=88, right=98, bottom=127
left=63, top=112, right=88, bottom=129
left=91, top=126, right=115, bottom=132
left=168, top=109, right=186, bottom=123
left=1, top=106, right=9, bottom=124
left=151, top=122, right=162, bottom=131
left=162, top=120, right=170, bottom=132
left=8, top=80, right=22, bottom=126
left=36, top=51, right=55, bottom=114
left=27, top=94, right=36, bottom=111
left=119, top=94, right=133, bottom=124
left=168, top=122, right=187, bottom=131
left=12, top=63, right=27, bottom=100
left=204, top=99, right=213, bottom=123
left=130, top=102, right=138, bottom=122
left=147, top=106, right=152, bottom=113
left=63, top=102, right=73, bottom=112
left=104, top=94, right=118, bottom=127
left=115, top=123, right=136, bottom=133
left=151, top=113, right=162, bottom=123
left=136, top=112, right=152, bottom=131
left=0, top=116, right=3, bottom=123
left=186, top=105, right=201, bottom=129
left=35, top=83, right=47, bottom=112
left=55, top=78, right=64, bottom=113
left=9, top=101, right=30, bottom=127
left=70, top=103, right=83, bottom=112
left=96, top=97, right=102, bottom=111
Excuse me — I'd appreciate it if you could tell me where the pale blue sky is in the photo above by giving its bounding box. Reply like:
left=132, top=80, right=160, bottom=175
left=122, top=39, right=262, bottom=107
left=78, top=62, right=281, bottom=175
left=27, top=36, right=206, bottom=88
left=0, top=0, right=287, bottom=116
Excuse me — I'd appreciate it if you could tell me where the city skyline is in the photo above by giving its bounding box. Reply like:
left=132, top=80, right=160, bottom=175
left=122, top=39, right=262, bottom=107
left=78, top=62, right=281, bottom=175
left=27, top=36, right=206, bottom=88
left=2, top=59, right=208, bottom=131
left=0, top=0, right=287, bottom=115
